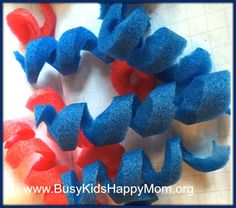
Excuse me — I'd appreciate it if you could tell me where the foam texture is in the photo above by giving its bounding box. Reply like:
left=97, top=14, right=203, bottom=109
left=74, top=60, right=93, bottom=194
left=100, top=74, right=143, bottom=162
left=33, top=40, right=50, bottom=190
left=76, top=144, right=125, bottom=178
left=99, top=4, right=187, bottom=73
left=3, top=120, right=35, bottom=143
left=127, top=27, right=187, bottom=74
left=98, top=3, right=150, bottom=60
left=35, top=73, right=230, bottom=150
left=34, top=83, right=176, bottom=149
left=130, top=83, right=176, bottom=137
left=157, top=48, right=212, bottom=85
left=6, top=3, right=56, bottom=45
left=181, top=140, right=230, bottom=172
left=99, top=3, right=114, bottom=19
left=26, top=87, right=65, bottom=112
left=5, top=138, right=56, bottom=170
left=175, top=70, right=231, bottom=124
left=110, top=60, right=157, bottom=100
left=14, top=26, right=114, bottom=84
left=61, top=137, right=181, bottom=204
left=3, top=119, right=69, bottom=205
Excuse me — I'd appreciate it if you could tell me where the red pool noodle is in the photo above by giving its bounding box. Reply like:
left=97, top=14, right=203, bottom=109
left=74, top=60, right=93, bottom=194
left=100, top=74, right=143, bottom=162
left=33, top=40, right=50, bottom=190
left=3, top=120, right=35, bottom=143
left=5, top=138, right=56, bottom=170
left=6, top=3, right=56, bottom=45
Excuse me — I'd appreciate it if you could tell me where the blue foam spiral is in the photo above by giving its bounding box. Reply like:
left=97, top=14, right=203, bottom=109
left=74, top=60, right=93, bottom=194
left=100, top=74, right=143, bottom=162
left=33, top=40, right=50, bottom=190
left=14, top=27, right=114, bottom=84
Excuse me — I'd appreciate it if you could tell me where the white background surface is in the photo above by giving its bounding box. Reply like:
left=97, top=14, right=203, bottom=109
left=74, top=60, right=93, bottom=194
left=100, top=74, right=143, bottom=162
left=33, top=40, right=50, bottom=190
left=3, top=3, right=233, bottom=205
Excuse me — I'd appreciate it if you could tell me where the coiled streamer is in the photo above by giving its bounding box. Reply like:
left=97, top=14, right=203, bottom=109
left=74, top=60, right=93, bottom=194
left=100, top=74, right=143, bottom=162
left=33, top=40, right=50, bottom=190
left=35, top=70, right=230, bottom=151
left=98, top=3, right=187, bottom=74
left=14, top=26, right=114, bottom=84
left=61, top=137, right=230, bottom=204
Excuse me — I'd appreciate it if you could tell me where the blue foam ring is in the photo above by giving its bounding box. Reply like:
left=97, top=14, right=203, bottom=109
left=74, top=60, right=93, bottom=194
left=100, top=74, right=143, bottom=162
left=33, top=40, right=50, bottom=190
left=127, top=27, right=187, bottom=74
left=157, top=47, right=212, bottom=85
left=181, top=140, right=230, bottom=172
left=34, top=83, right=177, bottom=149
left=61, top=137, right=182, bottom=204
left=130, top=82, right=176, bottom=137
left=98, top=3, right=150, bottom=60
left=175, top=70, right=231, bottom=125
left=14, top=27, right=114, bottom=84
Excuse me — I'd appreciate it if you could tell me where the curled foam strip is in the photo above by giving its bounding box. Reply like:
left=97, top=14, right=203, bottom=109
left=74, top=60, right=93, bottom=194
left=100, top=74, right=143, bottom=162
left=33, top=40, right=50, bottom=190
left=26, top=87, right=65, bottom=112
left=35, top=71, right=230, bottom=150
left=98, top=3, right=150, bottom=60
left=14, top=27, right=114, bottom=84
left=5, top=138, right=56, bottom=170
left=35, top=83, right=175, bottom=150
left=175, top=70, right=231, bottom=124
left=61, top=137, right=182, bottom=204
left=6, top=3, right=56, bottom=45
left=98, top=4, right=187, bottom=74
left=3, top=120, right=69, bottom=204
left=157, top=47, right=212, bottom=85
left=126, top=27, right=187, bottom=74
left=3, top=121, right=56, bottom=170
left=181, top=140, right=230, bottom=172
left=3, top=120, right=35, bottom=143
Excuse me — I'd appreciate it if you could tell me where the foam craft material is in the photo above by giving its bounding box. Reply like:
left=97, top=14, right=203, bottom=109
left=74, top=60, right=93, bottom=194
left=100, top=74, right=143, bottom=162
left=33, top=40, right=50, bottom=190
left=98, top=4, right=187, bottom=74
left=14, top=27, right=114, bottom=84
left=76, top=144, right=125, bottom=178
left=98, top=3, right=150, bottom=60
left=34, top=83, right=175, bottom=149
left=61, top=137, right=181, bottom=204
left=6, top=3, right=56, bottom=45
left=99, top=3, right=114, bottom=19
left=157, top=48, right=212, bottom=85
left=5, top=3, right=232, bottom=205
left=3, top=120, right=35, bottom=143
left=26, top=87, right=65, bottom=112
left=35, top=71, right=230, bottom=150
left=5, top=138, right=56, bottom=170
left=175, top=70, right=231, bottom=124
left=181, top=140, right=230, bottom=172
left=127, top=27, right=187, bottom=74
left=3, top=119, right=70, bottom=204
left=110, top=60, right=157, bottom=100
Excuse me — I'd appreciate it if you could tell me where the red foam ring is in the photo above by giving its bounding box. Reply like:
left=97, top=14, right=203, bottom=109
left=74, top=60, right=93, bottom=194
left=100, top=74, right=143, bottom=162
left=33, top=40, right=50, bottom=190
left=110, top=60, right=157, bottom=100
left=77, top=131, right=94, bottom=148
left=25, top=165, right=69, bottom=187
left=6, top=4, right=56, bottom=46
left=3, top=120, right=35, bottom=142
left=4, top=134, right=31, bottom=149
left=5, top=138, right=56, bottom=170
left=43, top=189, right=69, bottom=205
left=76, top=144, right=125, bottom=178
left=26, top=87, right=65, bottom=112
left=6, top=8, right=41, bottom=45
left=40, top=3, right=56, bottom=37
